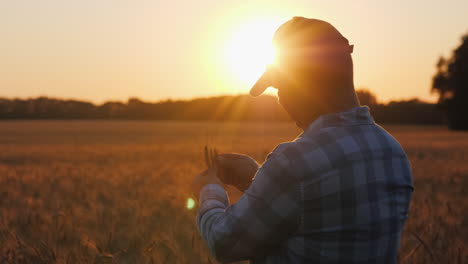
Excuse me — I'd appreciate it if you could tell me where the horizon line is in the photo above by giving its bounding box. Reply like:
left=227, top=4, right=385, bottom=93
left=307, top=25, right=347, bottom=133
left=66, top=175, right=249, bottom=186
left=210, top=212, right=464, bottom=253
left=0, top=93, right=437, bottom=105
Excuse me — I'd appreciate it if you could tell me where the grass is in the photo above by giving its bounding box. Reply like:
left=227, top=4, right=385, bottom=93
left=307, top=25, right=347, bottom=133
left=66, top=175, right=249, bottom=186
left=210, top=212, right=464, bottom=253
left=0, top=121, right=466, bottom=263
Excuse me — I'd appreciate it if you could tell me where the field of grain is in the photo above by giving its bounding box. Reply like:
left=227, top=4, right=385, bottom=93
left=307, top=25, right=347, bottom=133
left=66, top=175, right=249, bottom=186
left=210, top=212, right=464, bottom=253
left=0, top=121, right=466, bottom=263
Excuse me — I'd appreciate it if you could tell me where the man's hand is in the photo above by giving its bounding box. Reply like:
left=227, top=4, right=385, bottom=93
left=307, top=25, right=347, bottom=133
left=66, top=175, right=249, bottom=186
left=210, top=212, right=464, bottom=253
left=191, top=165, right=223, bottom=199
left=216, top=153, right=259, bottom=192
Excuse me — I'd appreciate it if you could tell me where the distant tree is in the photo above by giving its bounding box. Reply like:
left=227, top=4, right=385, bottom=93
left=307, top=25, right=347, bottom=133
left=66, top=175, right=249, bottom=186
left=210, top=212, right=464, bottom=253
left=432, top=33, right=468, bottom=130
left=98, top=102, right=126, bottom=119
left=356, top=89, right=378, bottom=106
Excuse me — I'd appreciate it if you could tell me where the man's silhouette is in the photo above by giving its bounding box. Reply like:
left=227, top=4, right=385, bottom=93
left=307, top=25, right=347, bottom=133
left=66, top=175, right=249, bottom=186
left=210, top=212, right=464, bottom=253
left=192, top=17, right=414, bottom=263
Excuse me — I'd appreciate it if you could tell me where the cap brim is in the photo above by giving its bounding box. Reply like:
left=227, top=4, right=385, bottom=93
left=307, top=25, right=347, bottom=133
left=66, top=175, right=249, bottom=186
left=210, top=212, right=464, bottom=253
left=249, top=69, right=272, bottom=97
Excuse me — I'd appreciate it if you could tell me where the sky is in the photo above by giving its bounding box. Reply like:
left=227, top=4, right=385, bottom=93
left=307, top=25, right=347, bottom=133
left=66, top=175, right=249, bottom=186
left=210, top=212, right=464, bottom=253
left=1, top=0, right=467, bottom=103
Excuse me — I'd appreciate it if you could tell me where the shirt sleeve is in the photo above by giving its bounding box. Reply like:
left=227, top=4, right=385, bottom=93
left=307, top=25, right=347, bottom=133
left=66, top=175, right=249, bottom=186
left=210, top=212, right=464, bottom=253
left=196, top=150, right=301, bottom=263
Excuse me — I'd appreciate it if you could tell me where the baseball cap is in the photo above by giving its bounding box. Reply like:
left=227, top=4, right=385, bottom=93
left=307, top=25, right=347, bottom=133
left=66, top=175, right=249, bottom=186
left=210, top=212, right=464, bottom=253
left=250, top=17, right=354, bottom=96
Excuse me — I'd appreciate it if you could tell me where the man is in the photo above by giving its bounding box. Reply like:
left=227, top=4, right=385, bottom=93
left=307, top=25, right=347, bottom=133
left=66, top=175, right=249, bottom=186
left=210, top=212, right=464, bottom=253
left=192, top=17, right=414, bottom=263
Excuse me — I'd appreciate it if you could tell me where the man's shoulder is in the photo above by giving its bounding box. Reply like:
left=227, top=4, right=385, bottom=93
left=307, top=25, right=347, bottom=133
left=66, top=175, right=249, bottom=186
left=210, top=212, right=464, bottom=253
left=270, top=123, right=407, bottom=169
left=267, top=127, right=343, bottom=161
left=266, top=135, right=326, bottom=171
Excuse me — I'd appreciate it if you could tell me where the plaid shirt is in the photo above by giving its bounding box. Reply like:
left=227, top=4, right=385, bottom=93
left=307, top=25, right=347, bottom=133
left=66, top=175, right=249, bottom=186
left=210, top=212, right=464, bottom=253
left=196, top=106, right=414, bottom=263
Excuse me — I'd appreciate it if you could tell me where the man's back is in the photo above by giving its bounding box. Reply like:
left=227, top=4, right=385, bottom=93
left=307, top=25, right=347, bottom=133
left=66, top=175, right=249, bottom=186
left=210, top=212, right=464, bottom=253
left=196, top=107, right=413, bottom=263
left=263, top=106, right=414, bottom=263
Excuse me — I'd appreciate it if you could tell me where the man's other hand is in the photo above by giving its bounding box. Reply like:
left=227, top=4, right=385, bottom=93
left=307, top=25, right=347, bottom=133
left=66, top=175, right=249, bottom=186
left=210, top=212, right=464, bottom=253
left=216, top=153, right=259, bottom=192
left=192, top=166, right=222, bottom=199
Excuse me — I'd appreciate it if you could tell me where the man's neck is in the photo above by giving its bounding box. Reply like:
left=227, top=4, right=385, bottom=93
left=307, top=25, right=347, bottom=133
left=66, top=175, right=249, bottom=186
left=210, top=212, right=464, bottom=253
left=297, top=99, right=360, bottom=130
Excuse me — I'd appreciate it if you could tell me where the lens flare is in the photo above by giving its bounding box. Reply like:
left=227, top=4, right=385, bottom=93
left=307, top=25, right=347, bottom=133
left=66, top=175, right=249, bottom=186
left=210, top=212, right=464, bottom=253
left=186, top=197, right=196, bottom=210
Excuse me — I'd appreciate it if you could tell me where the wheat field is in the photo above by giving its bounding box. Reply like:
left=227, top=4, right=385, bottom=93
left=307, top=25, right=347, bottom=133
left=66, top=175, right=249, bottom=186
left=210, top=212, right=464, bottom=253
left=0, top=121, right=466, bottom=263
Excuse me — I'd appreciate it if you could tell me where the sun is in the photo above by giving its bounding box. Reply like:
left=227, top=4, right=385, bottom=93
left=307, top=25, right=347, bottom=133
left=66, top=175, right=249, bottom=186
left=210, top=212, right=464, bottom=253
left=223, top=18, right=283, bottom=87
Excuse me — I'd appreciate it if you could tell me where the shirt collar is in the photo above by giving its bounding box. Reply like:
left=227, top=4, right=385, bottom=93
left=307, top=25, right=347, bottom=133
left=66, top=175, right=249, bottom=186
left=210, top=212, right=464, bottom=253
left=300, top=106, right=374, bottom=137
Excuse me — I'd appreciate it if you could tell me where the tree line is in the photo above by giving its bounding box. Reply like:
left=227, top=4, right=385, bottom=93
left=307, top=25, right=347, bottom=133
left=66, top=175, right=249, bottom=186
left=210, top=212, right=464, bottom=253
left=432, top=33, right=468, bottom=130
left=0, top=91, right=444, bottom=125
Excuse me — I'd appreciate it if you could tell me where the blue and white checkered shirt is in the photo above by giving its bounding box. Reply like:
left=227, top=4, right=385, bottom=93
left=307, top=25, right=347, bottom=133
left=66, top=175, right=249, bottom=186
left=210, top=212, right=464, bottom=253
left=196, top=106, right=414, bottom=263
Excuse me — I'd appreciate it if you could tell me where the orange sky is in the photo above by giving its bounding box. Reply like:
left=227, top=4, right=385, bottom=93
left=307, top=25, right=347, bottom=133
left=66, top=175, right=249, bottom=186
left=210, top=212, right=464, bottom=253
left=1, top=0, right=467, bottom=103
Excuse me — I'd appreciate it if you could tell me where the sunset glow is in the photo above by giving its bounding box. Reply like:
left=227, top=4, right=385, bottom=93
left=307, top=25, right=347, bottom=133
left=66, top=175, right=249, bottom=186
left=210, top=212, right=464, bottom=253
left=1, top=1, right=467, bottom=102
left=222, top=18, right=282, bottom=88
